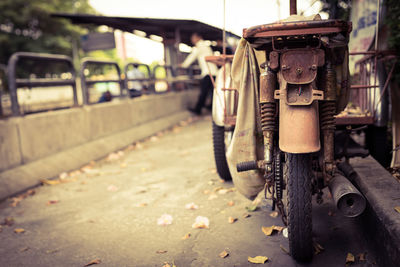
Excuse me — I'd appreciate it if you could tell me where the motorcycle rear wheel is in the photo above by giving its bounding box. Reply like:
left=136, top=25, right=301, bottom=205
left=212, top=121, right=232, bottom=181
left=286, top=153, right=313, bottom=261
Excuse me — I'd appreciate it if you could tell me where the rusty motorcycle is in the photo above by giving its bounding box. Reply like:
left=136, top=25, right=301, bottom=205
left=208, top=0, right=367, bottom=262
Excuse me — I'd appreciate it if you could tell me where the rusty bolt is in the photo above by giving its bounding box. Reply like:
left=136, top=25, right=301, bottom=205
left=282, top=65, right=290, bottom=70
left=310, top=64, right=317, bottom=71
left=296, top=67, right=303, bottom=75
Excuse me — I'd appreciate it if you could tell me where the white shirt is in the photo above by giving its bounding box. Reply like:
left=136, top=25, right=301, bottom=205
left=181, top=40, right=218, bottom=77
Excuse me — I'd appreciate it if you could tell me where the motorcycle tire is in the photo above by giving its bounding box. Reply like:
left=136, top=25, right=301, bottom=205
left=212, top=121, right=232, bottom=181
left=286, top=153, right=313, bottom=262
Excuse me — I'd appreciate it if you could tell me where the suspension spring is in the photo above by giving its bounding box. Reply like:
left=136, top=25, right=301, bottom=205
left=260, top=102, right=276, bottom=132
left=320, top=101, right=336, bottom=131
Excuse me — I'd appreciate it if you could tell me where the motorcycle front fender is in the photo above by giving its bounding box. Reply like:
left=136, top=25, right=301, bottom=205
left=279, top=101, right=320, bottom=153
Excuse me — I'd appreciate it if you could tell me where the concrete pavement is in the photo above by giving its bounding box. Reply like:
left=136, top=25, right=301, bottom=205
left=0, top=116, right=378, bottom=267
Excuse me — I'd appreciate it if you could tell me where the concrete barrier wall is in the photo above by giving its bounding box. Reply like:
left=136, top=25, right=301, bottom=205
left=0, top=90, right=197, bottom=173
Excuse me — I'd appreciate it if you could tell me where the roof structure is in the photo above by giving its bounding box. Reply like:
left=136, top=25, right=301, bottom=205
left=52, top=13, right=240, bottom=45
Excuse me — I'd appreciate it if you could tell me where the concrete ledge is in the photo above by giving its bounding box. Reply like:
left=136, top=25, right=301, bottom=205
left=351, top=156, right=400, bottom=267
left=0, top=111, right=193, bottom=201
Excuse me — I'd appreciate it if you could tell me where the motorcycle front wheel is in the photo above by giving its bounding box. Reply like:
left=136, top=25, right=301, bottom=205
left=212, top=121, right=232, bottom=181
left=286, top=153, right=313, bottom=261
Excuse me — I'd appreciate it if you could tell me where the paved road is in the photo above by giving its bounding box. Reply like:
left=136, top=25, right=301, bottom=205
left=0, top=116, right=377, bottom=267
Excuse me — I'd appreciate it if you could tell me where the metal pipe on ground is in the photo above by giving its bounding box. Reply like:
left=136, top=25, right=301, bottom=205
left=337, top=161, right=357, bottom=181
left=328, top=173, right=366, bottom=217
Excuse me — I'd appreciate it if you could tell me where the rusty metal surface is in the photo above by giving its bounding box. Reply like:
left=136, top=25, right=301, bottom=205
left=243, top=20, right=351, bottom=39
left=350, top=85, right=380, bottom=89
left=268, top=51, right=279, bottom=70
left=281, top=50, right=321, bottom=84
left=335, top=115, right=374, bottom=125
left=275, top=83, right=324, bottom=106
left=324, top=64, right=337, bottom=101
left=259, top=70, right=276, bottom=103
left=279, top=101, right=320, bottom=153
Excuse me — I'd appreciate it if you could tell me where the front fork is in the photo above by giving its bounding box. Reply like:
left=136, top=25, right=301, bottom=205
left=259, top=62, right=337, bottom=205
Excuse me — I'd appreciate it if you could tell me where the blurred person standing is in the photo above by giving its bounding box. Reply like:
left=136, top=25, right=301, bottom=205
left=181, top=33, right=218, bottom=115
left=127, top=63, right=145, bottom=98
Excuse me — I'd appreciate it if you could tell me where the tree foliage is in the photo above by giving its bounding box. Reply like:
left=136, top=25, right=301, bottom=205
left=384, top=0, right=400, bottom=82
left=0, top=0, right=95, bottom=64
left=320, top=0, right=352, bottom=20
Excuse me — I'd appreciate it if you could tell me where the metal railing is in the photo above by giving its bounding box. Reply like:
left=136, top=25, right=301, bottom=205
left=7, top=52, right=78, bottom=116
left=3, top=52, right=202, bottom=116
left=153, top=65, right=202, bottom=92
left=124, top=63, right=154, bottom=93
left=80, top=58, right=124, bottom=104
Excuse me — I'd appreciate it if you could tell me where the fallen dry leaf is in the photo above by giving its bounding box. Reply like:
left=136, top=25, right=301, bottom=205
left=185, top=202, right=199, bottom=210
left=242, top=213, right=251, bottom=218
left=182, top=233, right=191, bottom=240
left=269, top=211, right=279, bottom=218
left=14, top=228, right=25, bottom=234
left=59, top=172, right=68, bottom=179
left=150, top=136, right=159, bottom=142
left=248, top=256, right=268, bottom=264
left=136, top=203, right=148, bottom=207
left=245, top=206, right=258, bottom=212
left=394, top=206, right=400, bottom=213
left=262, top=226, right=274, bottom=236
left=10, top=190, right=36, bottom=207
left=19, top=247, right=29, bottom=252
left=157, top=214, right=173, bottom=226
left=84, top=259, right=101, bottom=266
left=40, top=179, right=61, bottom=186
left=2, top=217, right=15, bottom=226
left=69, top=170, right=82, bottom=177
left=203, top=190, right=210, bottom=195
left=162, top=263, right=171, bottom=267
left=46, top=200, right=59, bottom=205
left=192, top=216, right=209, bottom=229
left=217, top=189, right=229, bottom=195
left=134, top=142, right=143, bottom=149
left=313, top=242, right=324, bottom=255
left=228, top=217, right=237, bottom=224
left=228, top=201, right=235, bottom=207
left=346, top=253, right=355, bottom=265
left=274, top=226, right=284, bottom=232
left=262, top=225, right=284, bottom=236
left=219, top=250, right=229, bottom=258
left=156, top=250, right=168, bottom=254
